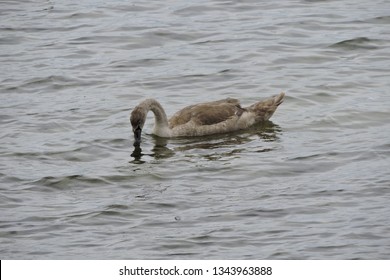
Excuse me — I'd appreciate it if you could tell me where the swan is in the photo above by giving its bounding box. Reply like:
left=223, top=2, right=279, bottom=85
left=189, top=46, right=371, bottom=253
left=130, top=92, right=285, bottom=146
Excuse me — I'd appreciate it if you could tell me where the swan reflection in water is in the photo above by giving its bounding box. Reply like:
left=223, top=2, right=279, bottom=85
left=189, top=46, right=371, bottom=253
left=130, top=121, right=282, bottom=164
left=130, top=136, right=174, bottom=163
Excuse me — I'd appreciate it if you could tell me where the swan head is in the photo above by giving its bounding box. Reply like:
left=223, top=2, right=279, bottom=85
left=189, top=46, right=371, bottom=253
left=130, top=108, right=146, bottom=146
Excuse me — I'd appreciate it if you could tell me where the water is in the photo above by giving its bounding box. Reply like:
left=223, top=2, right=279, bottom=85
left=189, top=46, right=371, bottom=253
left=1, top=0, right=390, bottom=259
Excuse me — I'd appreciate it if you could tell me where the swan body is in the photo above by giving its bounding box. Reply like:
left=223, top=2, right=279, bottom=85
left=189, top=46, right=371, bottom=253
left=130, top=92, right=285, bottom=145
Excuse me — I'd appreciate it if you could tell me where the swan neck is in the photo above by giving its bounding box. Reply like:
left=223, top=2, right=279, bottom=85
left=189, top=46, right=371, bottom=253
left=143, top=99, right=166, bottom=124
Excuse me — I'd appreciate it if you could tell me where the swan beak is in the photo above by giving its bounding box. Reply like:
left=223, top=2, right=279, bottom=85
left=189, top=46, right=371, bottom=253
left=133, top=126, right=142, bottom=146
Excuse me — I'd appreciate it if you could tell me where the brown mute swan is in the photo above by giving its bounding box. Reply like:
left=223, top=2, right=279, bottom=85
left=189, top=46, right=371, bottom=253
left=130, top=92, right=285, bottom=146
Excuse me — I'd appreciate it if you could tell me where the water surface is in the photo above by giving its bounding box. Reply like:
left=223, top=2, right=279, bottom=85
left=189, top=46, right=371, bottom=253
left=1, top=0, right=390, bottom=259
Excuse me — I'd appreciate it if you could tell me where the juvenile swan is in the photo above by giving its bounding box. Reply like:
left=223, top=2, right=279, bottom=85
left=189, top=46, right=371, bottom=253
left=130, top=92, right=285, bottom=146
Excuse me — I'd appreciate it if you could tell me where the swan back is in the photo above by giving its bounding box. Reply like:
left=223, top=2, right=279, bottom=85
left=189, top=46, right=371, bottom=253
left=169, top=98, right=243, bottom=127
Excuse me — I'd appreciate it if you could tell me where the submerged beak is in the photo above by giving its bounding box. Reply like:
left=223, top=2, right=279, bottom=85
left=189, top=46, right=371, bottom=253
left=133, top=126, right=142, bottom=146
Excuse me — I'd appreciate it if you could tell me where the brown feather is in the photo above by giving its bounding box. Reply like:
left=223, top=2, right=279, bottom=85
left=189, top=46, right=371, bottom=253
left=169, top=98, right=242, bottom=127
left=169, top=98, right=243, bottom=128
left=248, top=92, right=285, bottom=121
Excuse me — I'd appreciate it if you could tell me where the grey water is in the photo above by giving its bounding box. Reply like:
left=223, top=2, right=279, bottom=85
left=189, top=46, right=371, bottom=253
left=1, top=0, right=390, bottom=259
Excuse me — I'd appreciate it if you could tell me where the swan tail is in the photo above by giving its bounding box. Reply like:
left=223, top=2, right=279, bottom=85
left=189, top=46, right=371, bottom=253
left=273, top=92, right=285, bottom=106
left=249, top=92, right=285, bottom=122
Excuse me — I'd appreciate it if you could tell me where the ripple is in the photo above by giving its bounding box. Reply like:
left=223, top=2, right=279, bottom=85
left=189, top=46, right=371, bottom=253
left=238, top=208, right=289, bottom=218
left=367, top=15, right=390, bottom=24
left=329, top=37, right=381, bottom=50
left=32, top=175, right=109, bottom=190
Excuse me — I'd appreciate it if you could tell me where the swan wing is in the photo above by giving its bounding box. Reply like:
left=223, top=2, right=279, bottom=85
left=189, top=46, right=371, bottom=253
left=169, top=99, right=243, bottom=127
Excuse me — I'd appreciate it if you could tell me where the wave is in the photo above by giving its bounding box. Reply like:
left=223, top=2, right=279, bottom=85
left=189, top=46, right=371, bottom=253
left=329, top=37, right=380, bottom=50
